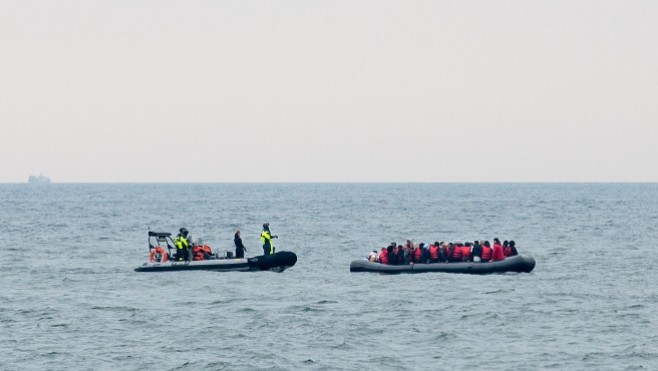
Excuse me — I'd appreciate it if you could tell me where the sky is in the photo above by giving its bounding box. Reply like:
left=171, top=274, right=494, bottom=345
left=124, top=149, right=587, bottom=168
left=1, top=0, right=657, bottom=182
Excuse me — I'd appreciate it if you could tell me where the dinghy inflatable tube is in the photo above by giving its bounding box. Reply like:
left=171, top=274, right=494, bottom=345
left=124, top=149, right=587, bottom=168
left=350, top=255, right=535, bottom=275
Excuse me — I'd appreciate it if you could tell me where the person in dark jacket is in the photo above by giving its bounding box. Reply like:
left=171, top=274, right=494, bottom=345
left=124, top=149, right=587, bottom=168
left=234, top=229, right=247, bottom=258
left=471, top=241, right=483, bottom=262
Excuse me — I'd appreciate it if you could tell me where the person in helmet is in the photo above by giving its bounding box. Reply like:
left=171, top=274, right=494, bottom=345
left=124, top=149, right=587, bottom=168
left=174, top=227, right=191, bottom=261
left=260, top=223, right=278, bottom=255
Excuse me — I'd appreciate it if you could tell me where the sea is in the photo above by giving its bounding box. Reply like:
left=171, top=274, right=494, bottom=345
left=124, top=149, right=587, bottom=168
left=1, top=183, right=657, bottom=370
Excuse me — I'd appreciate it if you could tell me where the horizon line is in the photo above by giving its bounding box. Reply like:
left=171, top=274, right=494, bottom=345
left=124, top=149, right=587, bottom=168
left=4, top=181, right=658, bottom=185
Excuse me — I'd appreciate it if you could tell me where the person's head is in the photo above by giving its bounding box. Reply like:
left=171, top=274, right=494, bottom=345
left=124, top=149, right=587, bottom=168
left=434, top=241, right=440, bottom=246
left=494, top=238, right=500, bottom=244
left=263, top=223, right=270, bottom=231
left=419, top=243, right=425, bottom=249
left=465, top=242, right=472, bottom=247
left=503, top=240, right=508, bottom=247
left=179, top=227, right=189, bottom=237
left=235, top=229, right=240, bottom=236
left=509, top=240, right=516, bottom=247
left=484, top=241, right=490, bottom=247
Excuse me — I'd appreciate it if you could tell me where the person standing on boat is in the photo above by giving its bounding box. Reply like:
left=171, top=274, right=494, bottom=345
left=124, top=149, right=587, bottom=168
left=261, top=223, right=278, bottom=255
left=234, top=229, right=247, bottom=258
left=174, top=227, right=191, bottom=261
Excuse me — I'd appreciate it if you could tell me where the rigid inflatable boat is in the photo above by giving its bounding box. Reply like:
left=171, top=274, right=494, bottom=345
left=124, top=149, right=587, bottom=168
left=135, top=231, right=297, bottom=273
left=135, top=251, right=297, bottom=272
left=350, top=255, right=535, bottom=274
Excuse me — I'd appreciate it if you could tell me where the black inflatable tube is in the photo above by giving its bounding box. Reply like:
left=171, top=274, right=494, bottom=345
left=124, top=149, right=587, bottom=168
left=248, top=251, right=298, bottom=271
left=349, top=255, right=536, bottom=274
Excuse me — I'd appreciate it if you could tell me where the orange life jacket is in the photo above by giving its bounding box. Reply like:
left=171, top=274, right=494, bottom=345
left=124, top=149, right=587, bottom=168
left=492, top=243, right=505, bottom=261
left=461, top=246, right=472, bottom=261
left=451, top=245, right=463, bottom=260
left=191, top=245, right=213, bottom=260
left=379, top=250, right=390, bottom=265
left=481, top=246, right=492, bottom=261
left=413, top=247, right=423, bottom=262
left=429, top=245, right=439, bottom=260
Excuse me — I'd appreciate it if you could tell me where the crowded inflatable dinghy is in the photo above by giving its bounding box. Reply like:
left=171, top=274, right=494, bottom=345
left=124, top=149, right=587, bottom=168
left=350, top=255, right=535, bottom=274
left=135, top=231, right=297, bottom=273
left=350, top=239, right=535, bottom=275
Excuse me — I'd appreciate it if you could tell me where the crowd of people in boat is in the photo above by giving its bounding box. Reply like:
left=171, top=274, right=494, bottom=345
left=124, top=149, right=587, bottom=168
left=367, top=238, right=519, bottom=265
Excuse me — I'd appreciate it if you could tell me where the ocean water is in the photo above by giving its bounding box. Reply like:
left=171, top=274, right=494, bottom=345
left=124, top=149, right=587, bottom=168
left=1, top=183, right=657, bottom=370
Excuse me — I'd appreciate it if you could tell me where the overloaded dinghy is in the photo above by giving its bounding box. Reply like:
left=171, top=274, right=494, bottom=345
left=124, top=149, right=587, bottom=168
left=350, top=255, right=535, bottom=274
left=135, top=231, right=297, bottom=273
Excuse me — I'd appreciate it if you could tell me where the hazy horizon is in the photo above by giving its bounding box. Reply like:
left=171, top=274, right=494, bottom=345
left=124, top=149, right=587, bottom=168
left=2, top=1, right=657, bottom=183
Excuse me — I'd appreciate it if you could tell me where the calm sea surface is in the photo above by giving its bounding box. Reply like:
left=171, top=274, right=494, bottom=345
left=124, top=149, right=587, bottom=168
left=1, top=183, right=657, bottom=370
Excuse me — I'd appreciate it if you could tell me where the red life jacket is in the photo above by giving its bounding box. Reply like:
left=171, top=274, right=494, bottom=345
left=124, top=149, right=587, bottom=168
left=461, top=246, right=471, bottom=261
left=192, top=245, right=205, bottom=261
left=481, top=246, right=492, bottom=261
left=492, top=243, right=505, bottom=261
left=452, top=245, right=463, bottom=260
left=429, top=245, right=439, bottom=260
left=504, top=247, right=511, bottom=256
left=413, top=247, right=423, bottom=262
left=380, top=250, right=390, bottom=265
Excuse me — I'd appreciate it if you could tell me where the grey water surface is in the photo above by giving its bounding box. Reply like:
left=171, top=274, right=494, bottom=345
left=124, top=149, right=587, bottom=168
left=1, top=183, right=657, bottom=370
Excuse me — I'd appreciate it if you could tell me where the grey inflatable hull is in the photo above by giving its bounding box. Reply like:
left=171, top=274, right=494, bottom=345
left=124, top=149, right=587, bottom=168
left=135, top=251, right=297, bottom=272
left=350, top=255, right=535, bottom=274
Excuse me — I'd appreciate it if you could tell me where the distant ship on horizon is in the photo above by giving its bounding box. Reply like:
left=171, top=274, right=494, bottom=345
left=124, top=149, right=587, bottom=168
left=28, top=174, right=50, bottom=185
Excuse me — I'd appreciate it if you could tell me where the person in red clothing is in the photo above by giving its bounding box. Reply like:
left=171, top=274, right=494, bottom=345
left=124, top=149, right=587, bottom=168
left=492, top=238, right=505, bottom=261
left=461, top=242, right=472, bottom=262
left=449, top=242, right=463, bottom=262
left=428, top=242, right=440, bottom=263
left=504, top=240, right=519, bottom=256
left=481, top=241, right=493, bottom=262
left=413, top=243, right=428, bottom=264
left=379, top=247, right=390, bottom=264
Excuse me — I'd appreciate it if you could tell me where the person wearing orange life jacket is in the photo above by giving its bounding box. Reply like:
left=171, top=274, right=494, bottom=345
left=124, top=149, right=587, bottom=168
left=379, top=247, right=390, bottom=265
left=412, top=243, right=428, bottom=264
left=504, top=240, right=519, bottom=257
left=461, top=242, right=473, bottom=262
left=428, top=242, right=440, bottom=263
left=492, top=238, right=505, bottom=261
left=481, top=241, right=493, bottom=262
left=449, top=242, right=463, bottom=262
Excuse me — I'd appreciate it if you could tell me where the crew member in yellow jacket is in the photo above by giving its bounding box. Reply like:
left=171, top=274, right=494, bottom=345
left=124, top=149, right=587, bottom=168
left=260, top=223, right=278, bottom=255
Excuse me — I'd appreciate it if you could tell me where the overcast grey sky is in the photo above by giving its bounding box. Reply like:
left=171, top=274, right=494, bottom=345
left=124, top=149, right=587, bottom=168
left=1, top=1, right=656, bottom=182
